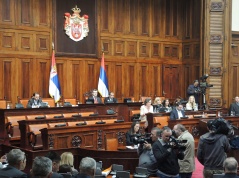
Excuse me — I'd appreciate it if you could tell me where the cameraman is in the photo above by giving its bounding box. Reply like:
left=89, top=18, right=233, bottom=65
left=173, top=124, right=195, bottom=178
left=187, top=80, right=200, bottom=104
left=152, top=126, right=184, bottom=178
left=197, top=120, right=231, bottom=178
left=137, top=127, right=161, bottom=176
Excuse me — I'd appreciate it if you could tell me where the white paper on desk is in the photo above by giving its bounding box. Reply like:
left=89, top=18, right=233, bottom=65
left=126, top=145, right=138, bottom=149
left=102, top=170, right=110, bottom=176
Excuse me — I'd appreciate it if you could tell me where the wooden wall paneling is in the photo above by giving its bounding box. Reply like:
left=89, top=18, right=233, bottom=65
left=152, top=0, right=162, bottom=37
left=139, top=64, right=148, bottom=97
left=139, top=42, right=150, bottom=58
left=101, top=38, right=112, bottom=56
left=85, top=61, right=99, bottom=93
left=114, top=0, right=125, bottom=33
left=115, top=63, right=123, bottom=101
left=0, top=58, right=3, bottom=99
left=20, top=59, right=31, bottom=98
left=129, top=0, right=138, bottom=35
left=172, top=0, right=178, bottom=37
left=126, top=41, right=137, bottom=57
left=139, top=0, right=150, bottom=36
left=18, top=32, right=33, bottom=52
left=3, top=59, right=13, bottom=103
left=192, top=0, right=201, bottom=39
left=229, top=64, right=239, bottom=103
left=35, top=33, right=50, bottom=54
left=151, top=43, right=161, bottom=58
left=183, top=65, right=190, bottom=99
left=37, top=59, right=50, bottom=98
left=18, top=0, right=32, bottom=26
left=0, top=30, right=16, bottom=52
left=0, top=0, right=15, bottom=25
left=35, top=0, right=51, bottom=27
left=71, top=61, right=80, bottom=100
left=150, top=64, right=162, bottom=97
left=100, top=0, right=109, bottom=32
left=114, top=40, right=125, bottom=56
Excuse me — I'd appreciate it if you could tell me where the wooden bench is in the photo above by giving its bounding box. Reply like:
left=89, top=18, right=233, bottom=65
left=28, top=124, right=48, bottom=150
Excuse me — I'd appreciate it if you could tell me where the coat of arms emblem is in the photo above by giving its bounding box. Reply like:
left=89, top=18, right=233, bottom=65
left=64, top=5, right=89, bottom=42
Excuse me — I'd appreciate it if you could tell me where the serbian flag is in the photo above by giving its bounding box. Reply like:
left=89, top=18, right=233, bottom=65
left=97, top=53, right=109, bottom=97
left=49, top=49, right=61, bottom=103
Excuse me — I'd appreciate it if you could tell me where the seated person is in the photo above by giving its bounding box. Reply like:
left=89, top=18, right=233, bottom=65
left=27, top=92, right=43, bottom=108
left=87, top=89, right=102, bottom=104
left=31, top=156, right=52, bottom=178
left=58, top=164, right=73, bottom=175
left=185, top=95, right=198, bottom=111
left=162, top=98, right=172, bottom=113
left=222, top=157, right=239, bottom=178
left=229, top=96, right=239, bottom=116
left=60, top=152, right=78, bottom=176
left=104, top=92, right=118, bottom=103
left=126, top=121, right=140, bottom=146
left=170, top=102, right=186, bottom=120
left=75, top=157, right=96, bottom=178
left=153, top=97, right=163, bottom=112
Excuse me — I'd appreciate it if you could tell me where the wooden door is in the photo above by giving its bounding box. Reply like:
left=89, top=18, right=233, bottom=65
left=162, top=65, right=180, bottom=99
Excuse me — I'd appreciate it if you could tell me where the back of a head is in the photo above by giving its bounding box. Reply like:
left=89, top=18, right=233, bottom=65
left=7, top=149, right=25, bottom=167
left=45, top=151, right=61, bottom=162
left=224, top=157, right=238, bottom=173
left=32, top=156, right=52, bottom=178
left=59, top=164, right=72, bottom=174
left=60, top=152, right=74, bottom=167
left=79, top=157, right=96, bottom=176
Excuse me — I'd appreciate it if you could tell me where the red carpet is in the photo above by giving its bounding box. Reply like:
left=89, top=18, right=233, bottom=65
left=192, top=158, right=204, bottom=178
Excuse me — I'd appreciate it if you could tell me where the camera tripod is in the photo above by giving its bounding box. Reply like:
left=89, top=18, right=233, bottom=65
left=201, top=92, right=208, bottom=110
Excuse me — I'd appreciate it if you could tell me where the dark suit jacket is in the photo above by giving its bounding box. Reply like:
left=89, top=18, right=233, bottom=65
left=187, top=84, right=200, bottom=103
left=51, top=172, right=64, bottom=178
left=0, top=165, right=27, bottom=178
left=27, top=98, right=43, bottom=108
left=88, top=96, right=102, bottom=104
left=217, top=173, right=239, bottom=178
left=229, top=103, right=239, bottom=116
left=104, top=97, right=117, bottom=103
left=73, top=173, right=92, bottom=178
left=170, top=108, right=186, bottom=120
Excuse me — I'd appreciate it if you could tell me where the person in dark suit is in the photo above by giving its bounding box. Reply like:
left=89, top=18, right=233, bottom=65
left=170, top=103, right=186, bottom=120
left=229, top=96, right=239, bottom=116
left=187, top=80, right=200, bottom=104
left=104, top=92, right=118, bottom=103
left=0, top=149, right=27, bottom=178
left=88, top=89, right=102, bottom=104
left=126, top=121, right=140, bottom=146
left=220, top=157, right=239, bottom=178
left=45, top=151, right=64, bottom=178
left=27, top=92, right=43, bottom=108
left=31, top=156, right=52, bottom=178
left=75, top=157, right=96, bottom=178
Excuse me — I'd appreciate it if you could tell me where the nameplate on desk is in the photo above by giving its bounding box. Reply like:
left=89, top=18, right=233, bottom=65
left=89, top=113, right=99, bottom=116
left=72, top=114, right=81, bottom=117
left=54, top=115, right=64, bottom=118
left=114, top=120, right=124, bottom=123
left=35, top=116, right=45, bottom=120
left=76, top=122, right=87, bottom=126
left=95, top=121, right=106, bottom=124
left=55, top=123, right=66, bottom=127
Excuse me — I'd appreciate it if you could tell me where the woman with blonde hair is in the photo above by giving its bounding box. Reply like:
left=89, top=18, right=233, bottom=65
left=186, top=95, right=198, bottom=111
left=153, top=97, right=163, bottom=112
left=60, top=152, right=78, bottom=175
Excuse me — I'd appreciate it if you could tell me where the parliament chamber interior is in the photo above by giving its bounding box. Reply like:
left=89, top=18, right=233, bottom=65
left=0, top=0, right=239, bottom=177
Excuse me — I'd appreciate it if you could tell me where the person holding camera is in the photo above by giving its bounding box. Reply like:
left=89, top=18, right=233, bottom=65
left=173, top=124, right=195, bottom=178
left=137, top=127, right=161, bottom=177
left=187, top=80, right=200, bottom=104
left=197, top=119, right=231, bottom=178
left=152, top=126, right=184, bottom=178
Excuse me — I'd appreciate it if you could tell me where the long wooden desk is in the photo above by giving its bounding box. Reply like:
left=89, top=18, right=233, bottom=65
left=40, top=122, right=139, bottom=150
left=0, top=102, right=142, bottom=144
left=17, top=115, right=120, bottom=149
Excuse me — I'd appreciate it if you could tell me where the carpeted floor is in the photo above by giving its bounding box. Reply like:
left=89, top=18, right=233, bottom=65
left=192, top=158, right=204, bottom=178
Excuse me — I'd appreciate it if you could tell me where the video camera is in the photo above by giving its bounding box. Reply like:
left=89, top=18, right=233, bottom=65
left=168, top=135, right=187, bottom=151
left=198, top=74, right=213, bottom=93
left=208, top=118, right=235, bottom=136
left=132, top=133, right=152, bottom=145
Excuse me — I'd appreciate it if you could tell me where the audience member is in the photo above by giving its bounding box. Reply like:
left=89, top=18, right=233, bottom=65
left=152, top=126, right=184, bottom=178
left=197, top=120, right=230, bottom=178
left=0, top=149, right=27, bottom=178
left=45, top=151, right=64, bottom=178
left=162, top=98, right=172, bottom=112
left=88, top=89, right=102, bottom=104
left=0, top=155, right=7, bottom=169
left=187, top=80, right=200, bottom=104
left=60, top=152, right=78, bottom=175
left=229, top=96, right=239, bottom=116
left=58, top=164, right=73, bottom=175
left=75, top=157, right=96, bottom=178
left=31, top=156, right=52, bottom=178
left=222, top=157, right=239, bottom=178
left=186, top=95, right=198, bottom=111
left=153, top=97, right=163, bottom=112
left=126, top=121, right=140, bottom=146
left=104, top=92, right=117, bottom=103
left=170, top=102, right=186, bottom=120
left=27, top=92, right=43, bottom=108
left=173, top=124, right=195, bottom=178
left=138, top=127, right=161, bottom=176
